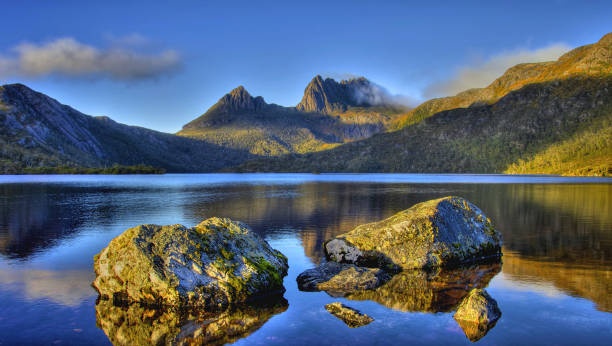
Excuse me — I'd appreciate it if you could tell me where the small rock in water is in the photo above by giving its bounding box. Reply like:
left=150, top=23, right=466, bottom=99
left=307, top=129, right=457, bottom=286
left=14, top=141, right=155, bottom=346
left=92, top=217, right=288, bottom=310
left=324, top=302, right=373, bottom=328
left=325, top=196, right=502, bottom=270
left=296, top=262, right=391, bottom=292
left=453, top=288, right=502, bottom=342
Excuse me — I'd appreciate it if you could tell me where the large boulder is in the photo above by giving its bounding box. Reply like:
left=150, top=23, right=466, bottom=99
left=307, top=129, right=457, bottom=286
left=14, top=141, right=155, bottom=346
left=325, top=196, right=502, bottom=270
left=296, top=262, right=391, bottom=292
left=453, top=288, right=502, bottom=342
left=93, top=217, right=288, bottom=310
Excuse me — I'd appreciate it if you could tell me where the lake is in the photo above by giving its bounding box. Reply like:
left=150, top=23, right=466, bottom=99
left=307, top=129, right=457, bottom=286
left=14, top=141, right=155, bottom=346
left=0, top=173, right=611, bottom=345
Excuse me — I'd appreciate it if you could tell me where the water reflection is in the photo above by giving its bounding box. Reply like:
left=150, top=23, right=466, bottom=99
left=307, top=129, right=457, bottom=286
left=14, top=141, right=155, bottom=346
left=95, top=296, right=288, bottom=346
left=343, top=263, right=501, bottom=313
left=502, top=250, right=612, bottom=312
left=455, top=317, right=500, bottom=343
left=0, top=265, right=95, bottom=306
left=0, top=176, right=611, bottom=344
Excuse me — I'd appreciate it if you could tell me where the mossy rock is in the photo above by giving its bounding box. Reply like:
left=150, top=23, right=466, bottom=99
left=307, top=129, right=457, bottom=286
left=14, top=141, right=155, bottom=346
left=453, top=288, right=502, bottom=342
left=93, top=217, right=288, bottom=310
left=296, top=262, right=391, bottom=292
left=324, top=302, right=373, bottom=328
left=325, top=196, right=502, bottom=270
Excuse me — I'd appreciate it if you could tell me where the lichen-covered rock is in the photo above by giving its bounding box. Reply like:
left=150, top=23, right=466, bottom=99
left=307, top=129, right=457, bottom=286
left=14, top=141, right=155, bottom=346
left=346, top=263, right=500, bottom=312
left=93, top=217, right=288, bottom=310
left=453, top=288, right=502, bottom=342
left=325, top=196, right=502, bottom=270
left=95, top=296, right=288, bottom=346
left=296, top=262, right=391, bottom=292
left=324, top=302, right=373, bottom=328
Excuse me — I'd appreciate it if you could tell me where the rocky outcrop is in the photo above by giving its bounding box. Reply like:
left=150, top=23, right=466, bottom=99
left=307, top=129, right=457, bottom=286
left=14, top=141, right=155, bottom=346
left=453, top=288, right=502, bottom=342
left=296, top=75, right=385, bottom=113
left=324, top=302, right=373, bottom=328
left=325, top=197, right=502, bottom=270
left=296, top=262, right=391, bottom=292
left=93, top=217, right=288, bottom=310
left=95, top=296, right=288, bottom=346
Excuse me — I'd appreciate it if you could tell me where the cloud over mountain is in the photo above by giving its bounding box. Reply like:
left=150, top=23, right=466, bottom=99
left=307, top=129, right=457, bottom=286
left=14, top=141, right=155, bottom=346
left=424, top=43, right=570, bottom=98
left=0, top=37, right=180, bottom=81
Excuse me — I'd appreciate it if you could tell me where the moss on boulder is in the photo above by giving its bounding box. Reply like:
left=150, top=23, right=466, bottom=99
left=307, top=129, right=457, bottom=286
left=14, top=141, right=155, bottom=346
left=93, top=217, right=288, bottom=310
left=325, top=196, right=502, bottom=270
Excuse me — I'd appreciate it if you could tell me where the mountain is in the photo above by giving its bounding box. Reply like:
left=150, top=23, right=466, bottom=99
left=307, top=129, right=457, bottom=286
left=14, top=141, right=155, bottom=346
left=177, top=77, right=407, bottom=156
left=394, top=32, right=612, bottom=129
left=235, top=33, right=612, bottom=176
left=296, top=75, right=385, bottom=113
left=0, top=84, right=252, bottom=173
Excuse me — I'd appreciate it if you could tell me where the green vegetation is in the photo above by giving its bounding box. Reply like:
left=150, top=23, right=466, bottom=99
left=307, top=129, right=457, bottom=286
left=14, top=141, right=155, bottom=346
left=392, top=32, right=612, bottom=130
left=236, top=76, right=612, bottom=175
left=18, top=164, right=166, bottom=175
left=506, top=118, right=611, bottom=176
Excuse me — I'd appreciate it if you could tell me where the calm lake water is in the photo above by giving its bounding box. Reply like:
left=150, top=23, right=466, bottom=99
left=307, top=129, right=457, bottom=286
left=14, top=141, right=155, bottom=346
left=0, top=174, right=611, bottom=345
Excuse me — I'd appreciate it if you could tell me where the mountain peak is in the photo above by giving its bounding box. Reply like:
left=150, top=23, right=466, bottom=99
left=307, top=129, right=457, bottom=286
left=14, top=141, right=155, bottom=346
left=215, top=85, right=266, bottom=113
left=296, top=75, right=379, bottom=113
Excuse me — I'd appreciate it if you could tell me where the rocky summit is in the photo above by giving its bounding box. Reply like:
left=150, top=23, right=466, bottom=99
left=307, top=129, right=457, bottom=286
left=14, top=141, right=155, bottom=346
left=296, top=75, right=383, bottom=113
left=325, top=196, right=502, bottom=270
left=92, top=217, right=289, bottom=310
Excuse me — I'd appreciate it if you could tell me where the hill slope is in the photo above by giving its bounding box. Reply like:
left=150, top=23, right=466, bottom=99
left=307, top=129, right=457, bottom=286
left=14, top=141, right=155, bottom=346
left=394, top=32, right=612, bottom=129
left=235, top=75, right=612, bottom=174
left=177, top=76, right=407, bottom=156
left=236, top=33, right=612, bottom=175
left=0, top=84, right=252, bottom=173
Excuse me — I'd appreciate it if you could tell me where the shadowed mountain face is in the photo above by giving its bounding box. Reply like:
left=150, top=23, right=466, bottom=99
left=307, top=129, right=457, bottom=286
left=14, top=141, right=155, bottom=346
left=0, top=84, right=253, bottom=173
left=178, top=77, right=407, bottom=156
left=296, top=75, right=385, bottom=113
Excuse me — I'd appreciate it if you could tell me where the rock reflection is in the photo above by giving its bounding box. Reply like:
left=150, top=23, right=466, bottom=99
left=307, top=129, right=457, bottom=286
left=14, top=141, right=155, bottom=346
left=344, top=263, right=501, bottom=313
left=95, top=296, right=288, bottom=346
left=455, top=319, right=499, bottom=343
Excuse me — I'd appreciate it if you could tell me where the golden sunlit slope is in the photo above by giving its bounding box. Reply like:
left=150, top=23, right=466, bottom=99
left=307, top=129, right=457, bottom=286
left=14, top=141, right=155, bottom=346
left=394, top=32, right=612, bottom=129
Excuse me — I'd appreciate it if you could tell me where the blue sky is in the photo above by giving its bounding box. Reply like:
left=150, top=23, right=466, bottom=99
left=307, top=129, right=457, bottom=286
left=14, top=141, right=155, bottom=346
left=0, top=0, right=610, bottom=133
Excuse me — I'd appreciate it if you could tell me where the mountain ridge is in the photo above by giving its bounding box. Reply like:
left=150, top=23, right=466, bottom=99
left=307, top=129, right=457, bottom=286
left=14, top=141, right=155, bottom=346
left=393, top=32, right=612, bottom=129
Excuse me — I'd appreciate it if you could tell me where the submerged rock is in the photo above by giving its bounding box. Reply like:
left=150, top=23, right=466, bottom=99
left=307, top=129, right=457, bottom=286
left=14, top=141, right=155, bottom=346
left=95, top=295, right=288, bottom=346
left=296, top=262, right=391, bottom=292
left=345, top=263, right=501, bottom=312
left=324, top=302, right=373, bottom=328
left=453, top=288, right=501, bottom=342
left=93, top=217, right=288, bottom=310
left=325, top=196, right=502, bottom=270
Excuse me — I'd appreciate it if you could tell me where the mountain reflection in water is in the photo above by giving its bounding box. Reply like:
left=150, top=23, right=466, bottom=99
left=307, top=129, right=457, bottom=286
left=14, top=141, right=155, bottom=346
left=0, top=175, right=610, bottom=345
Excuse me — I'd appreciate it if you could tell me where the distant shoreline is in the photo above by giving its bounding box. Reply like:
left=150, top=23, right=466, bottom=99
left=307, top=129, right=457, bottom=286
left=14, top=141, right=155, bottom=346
left=7, top=165, right=166, bottom=175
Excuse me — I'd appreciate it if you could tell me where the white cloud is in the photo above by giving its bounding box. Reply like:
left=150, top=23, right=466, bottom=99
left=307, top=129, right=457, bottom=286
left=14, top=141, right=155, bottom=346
left=0, top=37, right=180, bottom=81
left=424, top=43, right=571, bottom=98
